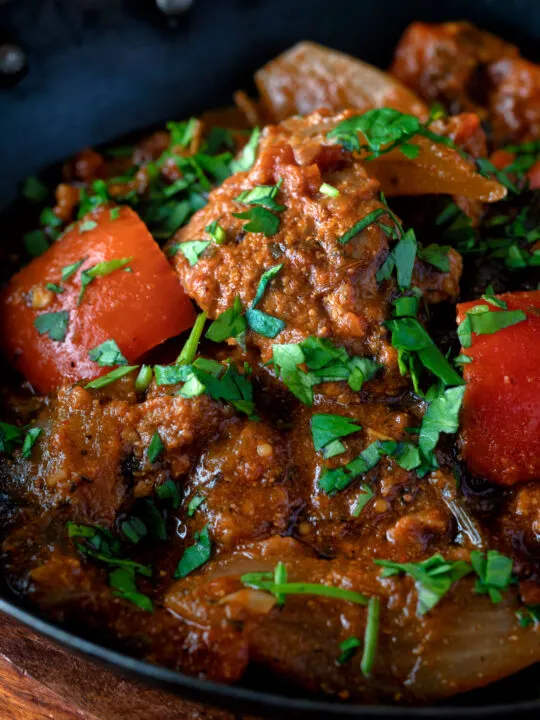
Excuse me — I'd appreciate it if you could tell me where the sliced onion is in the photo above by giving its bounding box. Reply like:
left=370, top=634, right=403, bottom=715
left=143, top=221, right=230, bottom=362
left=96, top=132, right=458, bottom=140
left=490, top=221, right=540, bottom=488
left=218, top=588, right=277, bottom=614
left=255, top=41, right=428, bottom=123
left=365, top=137, right=507, bottom=202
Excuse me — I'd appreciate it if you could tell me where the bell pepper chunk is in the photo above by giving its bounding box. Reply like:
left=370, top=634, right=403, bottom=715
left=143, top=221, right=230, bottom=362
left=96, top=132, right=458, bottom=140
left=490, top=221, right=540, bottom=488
left=1, top=206, right=195, bottom=394
left=457, top=290, right=540, bottom=486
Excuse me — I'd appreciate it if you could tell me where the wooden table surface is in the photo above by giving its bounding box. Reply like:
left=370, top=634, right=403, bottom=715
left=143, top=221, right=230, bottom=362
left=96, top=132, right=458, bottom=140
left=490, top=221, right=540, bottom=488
left=0, top=614, right=244, bottom=720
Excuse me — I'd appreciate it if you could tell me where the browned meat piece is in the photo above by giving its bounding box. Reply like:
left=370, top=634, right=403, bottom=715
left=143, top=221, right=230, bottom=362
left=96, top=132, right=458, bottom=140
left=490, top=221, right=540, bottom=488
left=391, top=21, right=540, bottom=145
left=391, top=21, right=517, bottom=116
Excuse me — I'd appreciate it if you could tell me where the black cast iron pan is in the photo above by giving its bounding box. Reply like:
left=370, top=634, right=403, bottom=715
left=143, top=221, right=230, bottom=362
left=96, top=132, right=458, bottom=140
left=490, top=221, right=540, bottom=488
left=1, top=1, right=539, bottom=717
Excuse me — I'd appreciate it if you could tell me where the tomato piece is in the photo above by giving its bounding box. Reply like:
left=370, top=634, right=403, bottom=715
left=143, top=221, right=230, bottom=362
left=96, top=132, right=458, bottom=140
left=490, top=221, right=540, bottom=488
left=457, top=291, right=540, bottom=486
left=1, top=206, right=195, bottom=394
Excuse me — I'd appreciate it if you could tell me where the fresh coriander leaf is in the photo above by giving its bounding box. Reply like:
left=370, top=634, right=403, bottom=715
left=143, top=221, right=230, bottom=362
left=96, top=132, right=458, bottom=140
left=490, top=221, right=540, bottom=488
left=139, top=498, right=167, bottom=541
left=61, top=259, right=85, bottom=281
left=156, top=479, right=181, bottom=509
left=45, top=282, right=64, bottom=294
left=78, top=257, right=133, bottom=302
left=177, top=312, right=207, bottom=365
left=233, top=206, right=280, bottom=236
left=338, top=208, right=387, bottom=245
left=175, top=525, right=212, bottom=578
left=418, top=385, right=466, bottom=458
left=352, top=484, right=374, bottom=517
left=0, top=423, right=25, bottom=454
left=328, top=108, right=421, bottom=156
left=470, top=308, right=526, bottom=336
left=470, top=550, right=514, bottom=604
left=205, top=297, right=247, bottom=342
left=374, top=554, right=472, bottom=615
left=252, top=264, right=283, bottom=307
left=230, top=127, right=260, bottom=173
left=21, top=427, right=42, bottom=459
left=245, top=308, right=285, bottom=338
left=39, top=207, right=62, bottom=228
left=235, top=181, right=284, bottom=212
left=205, top=220, right=226, bottom=244
left=154, top=364, right=192, bottom=386
left=86, top=365, right=138, bottom=389
left=178, top=240, right=210, bottom=267
left=311, top=414, right=362, bottom=453
left=147, top=431, right=164, bottom=464
left=79, top=219, right=98, bottom=233
left=22, top=176, right=48, bottom=203
left=135, top=365, right=153, bottom=393
left=393, top=229, right=417, bottom=289
left=109, top=567, right=153, bottom=612
left=320, top=182, right=340, bottom=197
left=187, top=494, right=205, bottom=517
left=338, top=636, right=361, bottom=664
left=34, top=310, right=69, bottom=342
left=24, top=230, right=49, bottom=257
left=89, top=339, right=128, bottom=367
left=392, top=295, right=420, bottom=318
left=417, top=244, right=451, bottom=272
left=121, top=517, right=147, bottom=544
left=242, top=566, right=369, bottom=606
left=360, top=596, right=380, bottom=676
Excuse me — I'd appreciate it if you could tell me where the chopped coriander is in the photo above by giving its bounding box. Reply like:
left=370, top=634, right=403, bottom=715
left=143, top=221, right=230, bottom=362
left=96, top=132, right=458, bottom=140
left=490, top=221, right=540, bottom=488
left=139, top=498, right=167, bottom=541
left=34, top=310, right=69, bottom=342
left=352, top=484, right=374, bottom=517
left=392, top=294, right=420, bottom=318
left=187, top=494, right=205, bottom=517
left=234, top=181, right=284, bottom=212
left=470, top=550, right=514, bottom=603
left=24, top=230, right=49, bottom=257
left=516, top=605, right=540, bottom=628
left=320, top=182, right=340, bottom=197
left=311, top=414, right=362, bottom=458
left=338, top=636, right=361, bottom=664
left=79, top=257, right=133, bottom=302
left=327, top=108, right=455, bottom=161
left=242, top=567, right=369, bottom=606
left=417, top=244, right=451, bottom=272
left=109, top=207, right=121, bottom=220
left=230, top=127, right=260, bottom=173
left=252, top=264, right=283, bottom=307
left=245, top=308, right=285, bottom=338
left=205, top=297, right=247, bottom=343
left=22, top=176, right=48, bottom=203
left=135, top=365, right=153, bottom=393
left=121, top=517, right=147, bottom=544
left=233, top=206, right=280, bottom=236
left=89, top=339, right=128, bottom=367
left=375, top=554, right=472, bottom=615
left=45, top=282, right=64, bottom=294
left=79, top=219, right=98, bottom=233
left=109, top=567, right=153, bottom=612
left=205, top=220, right=226, bottom=244
left=147, top=431, right=164, bottom=464
left=418, top=385, right=466, bottom=459
left=177, top=311, right=207, bottom=365
left=338, top=208, right=387, bottom=245
left=86, top=365, right=138, bottom=390
left=458, top=306, right=527, bottom=348
left=156, top=479, right=181, bottom=509
left=167, top=118, right=197, bottom=148
left=376, top=228, right=417, bottom=289
left=40, top=207, right=63, bottom=229
left=272, top=337, right=380, bottom=406
left=360, top=596, right=380, bottom=676
left=476, top=157, right=519, bottom=194
left=178, top=240, right=211, bottom=266
left=482, top=294, right=507, bottom=309
left=175, top=525, right=212, bottom=578
left=0, top=422, right=25, bottom=454
left=61, top=259, right=86, bottom=281
left=21, top=427, right=42, bottom=459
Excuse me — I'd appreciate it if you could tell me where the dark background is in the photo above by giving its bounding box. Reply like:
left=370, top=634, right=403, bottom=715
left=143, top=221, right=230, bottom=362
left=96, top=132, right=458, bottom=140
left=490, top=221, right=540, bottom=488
left=0, top=0, right=539, bottom=208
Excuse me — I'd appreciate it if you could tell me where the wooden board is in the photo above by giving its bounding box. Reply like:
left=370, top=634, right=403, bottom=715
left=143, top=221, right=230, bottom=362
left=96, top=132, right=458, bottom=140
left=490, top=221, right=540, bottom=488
left=0, top=614, right=246, bottom=720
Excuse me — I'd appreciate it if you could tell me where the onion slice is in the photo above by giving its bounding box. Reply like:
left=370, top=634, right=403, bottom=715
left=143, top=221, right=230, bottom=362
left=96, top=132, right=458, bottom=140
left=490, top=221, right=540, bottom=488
left=255, top=41, right=429, bottom=122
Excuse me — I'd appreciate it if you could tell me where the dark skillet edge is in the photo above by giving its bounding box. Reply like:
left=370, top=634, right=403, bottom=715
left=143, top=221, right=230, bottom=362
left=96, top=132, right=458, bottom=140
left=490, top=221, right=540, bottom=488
left=0, top=597, right=538, bottom=720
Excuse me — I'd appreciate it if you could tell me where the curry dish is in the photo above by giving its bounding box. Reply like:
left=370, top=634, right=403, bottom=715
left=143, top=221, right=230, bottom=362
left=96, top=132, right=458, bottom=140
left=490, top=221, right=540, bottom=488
left=1, top=21, right=539, bottom=705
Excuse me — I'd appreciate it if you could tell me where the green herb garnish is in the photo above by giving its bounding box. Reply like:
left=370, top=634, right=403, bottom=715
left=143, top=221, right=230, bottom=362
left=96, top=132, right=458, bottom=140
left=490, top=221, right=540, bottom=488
left=89, top=339, right=128, bottom=367
left=147, top=431, right=164, bottom=464
left=311, top=413, right=362, bottom=459
left=34, top=311, right=69, bottom=342
left=178, top=240, right=211, bottom=266
left=86, top=365, right=138, bottom=390
left=175, top=525, right=212, bottom=578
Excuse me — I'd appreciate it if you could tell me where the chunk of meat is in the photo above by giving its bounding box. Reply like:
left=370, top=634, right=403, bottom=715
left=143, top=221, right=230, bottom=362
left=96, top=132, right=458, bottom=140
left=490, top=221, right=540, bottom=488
left=185, top=417, right=296, bottom=548
left=170, top=110, right=394, bottom=365
left=391, top=22, right=517, bottom=116
left=457, top=291, right=540, bottom=486
left=391, top=21, right=540, bottom=145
